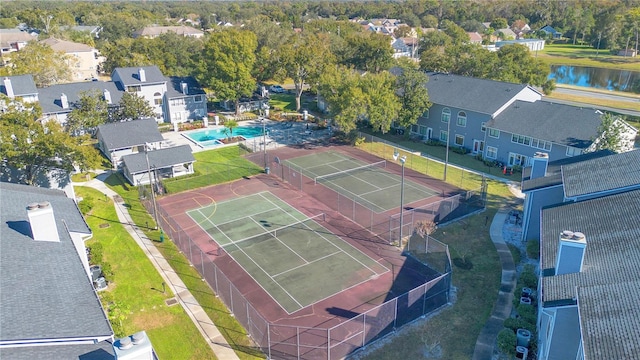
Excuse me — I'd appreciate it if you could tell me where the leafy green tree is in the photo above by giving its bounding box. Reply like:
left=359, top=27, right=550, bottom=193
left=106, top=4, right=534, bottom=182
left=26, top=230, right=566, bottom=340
left=4, top=41, right=73, bottom=87
left=0, top=96, right=101, bottom=185
left=490, top=17, right=508, bottom=30
left=341, top=32, right=394, bottom=73
left=65, top=89, right=109, bottom=135
left=440, top=19, right=468, bottom=46
left=224, top=119, right=238, bottom=139
left=360, top=71, right=401, bottom=133
left=592, top=113, right=626, bottom=153
left=491, top=44, right=550, bottom=87
left=0, top=18, right=19, bottom=29
left=395, top=61, right=431, bottom=130
left=115, top=92, right=155, bottom=122
left=198, top=28, right=257, bottom=115
left=277, top=32, right=334, bottom=111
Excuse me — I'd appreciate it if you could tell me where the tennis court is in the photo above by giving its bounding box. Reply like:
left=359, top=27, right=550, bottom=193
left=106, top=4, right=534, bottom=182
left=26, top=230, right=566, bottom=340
left=284, top=151, right=439, bottom=213
left=186, top=191, right=388, bottom=314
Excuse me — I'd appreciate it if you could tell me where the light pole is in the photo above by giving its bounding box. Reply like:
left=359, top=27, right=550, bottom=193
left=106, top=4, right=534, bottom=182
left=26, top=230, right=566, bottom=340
left=443, top=115, right=451, bottom=181
left=144, top=143, right=159, bottom=230
left=393, top=151, right=407, bottom=248
left=262, top=118, right=268, bottom=169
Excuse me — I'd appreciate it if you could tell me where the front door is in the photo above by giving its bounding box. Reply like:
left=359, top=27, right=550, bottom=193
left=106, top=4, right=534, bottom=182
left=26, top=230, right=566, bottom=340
left=473, top=140, right=484, bottom=154
left=427, top=127, right=433, bottom=140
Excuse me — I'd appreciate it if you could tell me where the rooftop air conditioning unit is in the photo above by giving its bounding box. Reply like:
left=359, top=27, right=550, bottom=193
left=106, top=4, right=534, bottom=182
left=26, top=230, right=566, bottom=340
left=94, top=277, right=107, bottom=291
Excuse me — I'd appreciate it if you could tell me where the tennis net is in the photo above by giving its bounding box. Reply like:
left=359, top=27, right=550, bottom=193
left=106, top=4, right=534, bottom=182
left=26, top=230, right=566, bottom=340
left=314, top=160, right=386, bottom=184
left=224, top=213, right=326, bottom=248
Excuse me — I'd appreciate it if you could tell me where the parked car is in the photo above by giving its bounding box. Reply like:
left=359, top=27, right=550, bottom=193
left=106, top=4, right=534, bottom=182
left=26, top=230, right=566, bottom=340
left=269, top=85, right=285, bottom=93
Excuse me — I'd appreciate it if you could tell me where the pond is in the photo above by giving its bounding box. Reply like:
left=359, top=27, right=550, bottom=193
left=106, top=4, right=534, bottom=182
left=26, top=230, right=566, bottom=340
left=548, top=65, right=640, bottom=93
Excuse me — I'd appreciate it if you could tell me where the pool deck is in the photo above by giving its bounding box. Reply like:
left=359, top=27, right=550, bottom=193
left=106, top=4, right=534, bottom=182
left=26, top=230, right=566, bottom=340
left=161, top=119, right=331, bottom=153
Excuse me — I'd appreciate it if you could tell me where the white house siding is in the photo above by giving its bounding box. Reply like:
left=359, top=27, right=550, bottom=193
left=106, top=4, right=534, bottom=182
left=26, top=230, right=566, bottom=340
left=165, top=95, right=207, bottom=124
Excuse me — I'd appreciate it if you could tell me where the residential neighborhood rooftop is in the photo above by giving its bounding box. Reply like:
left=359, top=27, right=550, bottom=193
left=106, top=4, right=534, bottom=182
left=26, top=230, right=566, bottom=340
left=541, top=189, right=640, bottom=303
left=166, top=76, right=206, bottom=98
left=489, top=101, right=604, bottom=149
left=37, top=81, right=123, bottom=114
left=112, top=65, right=166, bottom=86
left=0, top=182, right=112, bottom=351
left=96, top=118, right=164, bottom=151
left=40, top=37, right=95, bottom=52
left=425, top=73, right=532, bottom=115
left=122, top=144, right=194, bottom=173
left=1, top=74, right=37, bottom=97
left=561, top=149, right=640, bottom=198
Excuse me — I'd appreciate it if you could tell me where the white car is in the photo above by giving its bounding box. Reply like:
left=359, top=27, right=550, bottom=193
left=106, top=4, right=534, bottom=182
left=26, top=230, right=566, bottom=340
left=269, top=85, right=285, bottom=93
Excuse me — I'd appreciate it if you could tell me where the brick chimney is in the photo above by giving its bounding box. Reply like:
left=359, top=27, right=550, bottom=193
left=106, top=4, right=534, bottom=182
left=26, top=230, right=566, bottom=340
left=555, top=230, right=587, bottom=275
left=26, top=202, right=60, bottom=242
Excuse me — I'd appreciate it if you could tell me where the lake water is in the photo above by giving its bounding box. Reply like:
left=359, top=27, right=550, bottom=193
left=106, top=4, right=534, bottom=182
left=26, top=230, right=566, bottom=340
left=548, top=65, right=640, bottom=93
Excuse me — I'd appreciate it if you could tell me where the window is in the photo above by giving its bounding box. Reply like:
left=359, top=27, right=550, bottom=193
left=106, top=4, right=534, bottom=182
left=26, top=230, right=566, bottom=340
left=154, top=98, right=163, bottom=105
left=508, top=152, right=528, bottom=166
left=411, top=124, right=419, bottom=133
left=511, top=134, right=532, bottom=146
left=440, top=130, right=448, bottom=142
left=531, top=139, right=552, bottom=151
left=488, top=128, right=500, bottom=138
left=194, top=95, right=203, bottom=102
left=419, top=125, right=427, bottom=136
left=174, top=112, right=183, bottom=121
left=481, top=122, right=486, bottom=132
left=566, top=146, right=582, bottom=157
left=455, top=134, right=464, bottom=146
left=441, top=108, right=451, bottom=123
left=423, top=109, right=429, bottom=118
left=486, top=146, right=497, bottom=159
left=127, top=85, right=141, bottom=92
left=457, top=111, right=467, bottom=127
left=170, top=98, right=185, bottom=106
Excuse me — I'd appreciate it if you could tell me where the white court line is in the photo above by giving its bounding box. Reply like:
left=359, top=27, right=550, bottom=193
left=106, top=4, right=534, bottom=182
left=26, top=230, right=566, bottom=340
left=248, top=216, right=308, bottom=264
left=271, top=250, right=342, bottom=277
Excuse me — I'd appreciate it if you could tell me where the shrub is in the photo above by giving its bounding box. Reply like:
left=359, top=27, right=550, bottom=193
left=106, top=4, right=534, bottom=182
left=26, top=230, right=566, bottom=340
left=78, top=196, right=94, bottom=215
left=425, top=139, right=445, bottom=147
left=504, top=317, right=536, bottom=333
left=520, top=264, right=538, bottom=289
left=88, top=242, right=103, bottom=264
left=527, top=239, right=540, bottom=259
left=497, top=328, right=517, bottom=356
left=451, top=146, right=470, bottom=154
left=517, top=303, right=537, bottom=324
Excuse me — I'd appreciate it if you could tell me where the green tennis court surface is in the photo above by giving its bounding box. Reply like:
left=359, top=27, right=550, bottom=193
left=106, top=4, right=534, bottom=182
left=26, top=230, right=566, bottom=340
left=284, top=151, right=439, bottom=213
left=187, top=191, right=388, bottom=313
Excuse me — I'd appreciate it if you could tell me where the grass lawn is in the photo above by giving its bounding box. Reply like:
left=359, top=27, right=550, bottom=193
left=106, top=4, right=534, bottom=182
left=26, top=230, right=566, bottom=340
left=351, top=150, right=512, bottom=358
left=357, top=130, right=516, bottom=185
left=268, top=93, right=297, bottom=112
left=105, top=170, right=265, bottom=359
left=163, top=146, right=263, bottom=194
left=537, top=43, right=640, bottom=71
left=75, top=186, right=215, bottom=360
left=545, top=90, right=640, bottom=113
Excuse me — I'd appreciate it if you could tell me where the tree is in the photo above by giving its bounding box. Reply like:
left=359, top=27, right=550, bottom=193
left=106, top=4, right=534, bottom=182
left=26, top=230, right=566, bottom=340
left=592, top=113, right=626, bottom=153
left=360, top=71, right=401, bottom=133
left=341, top=32, right=394, bottom=73
left=490, top=17, right=508, bottom=30
left=65, top=89, right=109, bottom=135
left=198, top=28, right=257, bottom=115
left=224, top=119, right=238, bottom=139
left=395, top=61, right=431, bottom=130
left=4, top=41, right=73, bottom=87
left=277, top=32, right=334, bottom=111
left=115, top=92, right=154, bottom=122
left=0, top=96, right=102, bottom=185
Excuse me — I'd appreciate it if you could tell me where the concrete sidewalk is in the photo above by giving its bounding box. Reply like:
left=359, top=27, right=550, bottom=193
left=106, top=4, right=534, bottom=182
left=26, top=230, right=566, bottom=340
left=471, top=209, right=516, bottom=360
left=77, top=175, right=240, bottom=360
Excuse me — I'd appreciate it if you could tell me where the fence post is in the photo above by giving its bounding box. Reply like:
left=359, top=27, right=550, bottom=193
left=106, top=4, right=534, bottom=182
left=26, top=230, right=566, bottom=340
left=327, top=327, right=331, bottom=360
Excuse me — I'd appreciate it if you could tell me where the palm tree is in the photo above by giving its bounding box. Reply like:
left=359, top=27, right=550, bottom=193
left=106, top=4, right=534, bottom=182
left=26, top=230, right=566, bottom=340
left=224, top=119, right=238, bottom=140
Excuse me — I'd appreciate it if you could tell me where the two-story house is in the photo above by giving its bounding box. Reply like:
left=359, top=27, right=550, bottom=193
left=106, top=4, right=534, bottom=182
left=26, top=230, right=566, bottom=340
left=537, top=189, right=640, bottom=360
left=412, top=73, right=541, bottom=155
left=96, top=118, right=165, bottom=167
left=520, top=149, right=640, bottom=241
left=111, top=66, right=167, bottom=122
left=39, top=38, right=103, bottom=81
left=164, top=76, right=207, bottom=126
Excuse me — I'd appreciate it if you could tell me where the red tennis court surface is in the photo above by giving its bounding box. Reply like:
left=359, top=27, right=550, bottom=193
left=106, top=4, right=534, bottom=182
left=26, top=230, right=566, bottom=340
left=156, top=145, right=456, bottom=359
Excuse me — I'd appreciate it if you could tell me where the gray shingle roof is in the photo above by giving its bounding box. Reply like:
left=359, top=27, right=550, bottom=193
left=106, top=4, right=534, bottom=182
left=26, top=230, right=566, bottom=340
left=112, top=66, right=166, bottom=86
left=425, top=73, right=530, bottom=115
left=122, top=144, right=195, bottom=173
left=0, top=341, right=115, bottom=360
left=541, top=189, right=640, bottom=303
left=488, top=101, right=604, bottom=148
left=0, top=182, right=112, bottom=343
left=1, top=74, right=37, bottom=97
left=521, top=150, right=614, bottom=192
left=561, top=149, right=640, bottom=198
left=166, top=76, right=206, bottom=99
left=97, top=118, right=164, bottom=151
left=577, top=280, right=640, bottom=360
left=37, top=81, right=123, bottom=114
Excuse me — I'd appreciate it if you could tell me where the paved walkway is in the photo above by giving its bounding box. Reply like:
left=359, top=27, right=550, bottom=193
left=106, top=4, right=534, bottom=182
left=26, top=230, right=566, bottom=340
left=76, top=173, right=240, bottom=360
left=471, top=209, right=517, bottom=360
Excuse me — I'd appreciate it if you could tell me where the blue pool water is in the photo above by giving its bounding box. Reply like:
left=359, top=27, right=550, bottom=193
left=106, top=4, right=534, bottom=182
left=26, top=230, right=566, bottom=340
left=185, top=127, right=265, bottom=147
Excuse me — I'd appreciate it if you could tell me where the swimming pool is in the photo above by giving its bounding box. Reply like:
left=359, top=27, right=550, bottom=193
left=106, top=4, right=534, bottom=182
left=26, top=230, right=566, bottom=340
left=184, top=126, right=265, bottom=147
